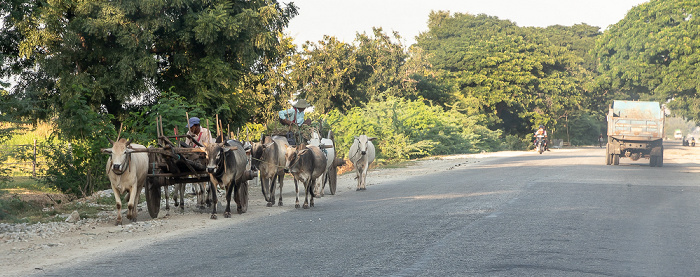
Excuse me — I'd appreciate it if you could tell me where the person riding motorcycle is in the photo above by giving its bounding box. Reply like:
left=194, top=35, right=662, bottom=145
left=533, top=125, right=548, bottom=151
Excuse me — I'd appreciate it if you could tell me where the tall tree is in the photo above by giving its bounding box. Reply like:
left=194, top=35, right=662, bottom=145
left=594, top=0, right=700, bottom=120
left=289, top=35, right=362, bottom=113
left=288, top=28, right=449, bottom=114
left=1, top=0, right=297, bottom=131
left=415, top=11, right=599, bottom=136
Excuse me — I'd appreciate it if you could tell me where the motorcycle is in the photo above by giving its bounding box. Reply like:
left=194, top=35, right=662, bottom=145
left=535, top=135, right=545, bottom=154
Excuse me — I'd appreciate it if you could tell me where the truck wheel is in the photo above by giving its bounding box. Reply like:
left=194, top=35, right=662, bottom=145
left=613, top=154, right=620, bottom=165
left=658, top=151, right=664, bottom=167
left=649, top=156, right=657, bottom=167
left=605, top=145, right=612, bottom=165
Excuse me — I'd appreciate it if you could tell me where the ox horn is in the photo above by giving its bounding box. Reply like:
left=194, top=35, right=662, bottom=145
left=107, top=136, right=116, bottom=145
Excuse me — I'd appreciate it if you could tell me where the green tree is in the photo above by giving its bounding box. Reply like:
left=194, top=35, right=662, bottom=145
left=289, top=35, right=362, bottom=113
left=123, top=90, right=210, bottom=145
left=39, top=94, right=117, bottom=197
left=416, top=11, right=601, bottom=138
left=594, top=0, right=700, bottom=120
left=288, top=28, right=450, bottom=114
left=2, top=0, right=297, bottom=128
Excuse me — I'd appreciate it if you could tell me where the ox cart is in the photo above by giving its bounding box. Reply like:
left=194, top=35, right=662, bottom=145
left=122, top=116, right=213, bottom=218
left=121, top=116, right=255, bottom=219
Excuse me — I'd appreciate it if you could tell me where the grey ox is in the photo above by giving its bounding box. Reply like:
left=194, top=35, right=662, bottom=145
left=285, top=145, right=327, bottom=209
left=348, top=135, right=376, bottom=190
left=251, top=135, right=289, bottom=207
left=104, top=138, right=149, bottom=225
left=205, top=140, right=251, bottom=219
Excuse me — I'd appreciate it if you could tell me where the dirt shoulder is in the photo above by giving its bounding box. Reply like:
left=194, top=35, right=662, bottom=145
left=2, top=146, right=695, bottom=276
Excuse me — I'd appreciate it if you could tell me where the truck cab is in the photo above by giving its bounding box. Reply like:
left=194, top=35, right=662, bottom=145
left=606, top=100, right=664, bottom=167
left=674, top=129, right=683, bottom=140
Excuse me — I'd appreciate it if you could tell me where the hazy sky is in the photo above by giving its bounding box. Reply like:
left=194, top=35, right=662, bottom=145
left=285, top=0, right=649, bottom=45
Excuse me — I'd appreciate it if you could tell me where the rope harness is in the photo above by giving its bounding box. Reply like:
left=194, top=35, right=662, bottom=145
left=349, top=137, right=363, bottom=161
left=288, top=149, right=309, bottom=172
left=110, top=150, right=132, bottom=176
left=250, top=156, right=287, bottom=170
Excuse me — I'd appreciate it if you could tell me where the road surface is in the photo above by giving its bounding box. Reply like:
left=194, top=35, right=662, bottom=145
left=34, top=141, right=700, bottom=276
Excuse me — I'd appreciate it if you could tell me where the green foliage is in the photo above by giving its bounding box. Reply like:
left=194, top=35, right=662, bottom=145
left=327, top=96, right=500, bottom=162
left=0, top=177, right=56, bottom=192
left=123, top=90, right=210, bottom=145
left=0, top=195, right=36, bottom=222
left=2, top=0, right=298, bottom=128
left=555, top=112, right=605, bottom=146
left=416, top=12, right=601, bottom=137
left=501, top=134, right=531, bottom=151
left=287, top=28, right=451, bottom=114
left=595, top=0, right=700, bottom=120
left=38, top=95, right=116, bottom=198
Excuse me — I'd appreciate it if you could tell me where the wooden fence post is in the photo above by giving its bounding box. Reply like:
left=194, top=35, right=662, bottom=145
left=33, top=139, right=37, bottom=178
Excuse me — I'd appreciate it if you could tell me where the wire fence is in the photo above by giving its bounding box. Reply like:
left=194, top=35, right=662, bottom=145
left=0, top=140, right=46, bottom=177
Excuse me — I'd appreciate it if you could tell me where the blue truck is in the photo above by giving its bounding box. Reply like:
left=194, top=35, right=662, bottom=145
left=606, top=100, right=665, bottom=167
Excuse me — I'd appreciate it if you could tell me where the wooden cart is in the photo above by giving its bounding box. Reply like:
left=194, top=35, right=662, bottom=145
left=132, top=116, right=213, bottom=218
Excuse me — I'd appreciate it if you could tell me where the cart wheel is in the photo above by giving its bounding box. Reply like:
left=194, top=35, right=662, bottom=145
left=145, top=179, right=162, bottom=219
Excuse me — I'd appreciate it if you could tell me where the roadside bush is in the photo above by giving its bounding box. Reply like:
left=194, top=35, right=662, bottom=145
left=327, top=96, right=500, bottom=162
left=39, top=94, right=116, bottom=198
left=501, top=134, right=531, bottom=151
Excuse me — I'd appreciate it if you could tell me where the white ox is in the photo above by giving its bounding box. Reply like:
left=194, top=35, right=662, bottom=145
left=308, top=130, right=335, bottom=197
left=348, top=135, right=376, bottom=191
left=104, top=138, right=149, bottom=225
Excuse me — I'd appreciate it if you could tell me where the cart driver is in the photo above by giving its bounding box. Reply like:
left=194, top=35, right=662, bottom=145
left=279, top=99, right=312, bottom=127
left=185, top=117, right=213, bottom=147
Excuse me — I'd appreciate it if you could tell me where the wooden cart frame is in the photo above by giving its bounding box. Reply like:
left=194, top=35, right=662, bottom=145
left=133, top=116, right=216, bottom=218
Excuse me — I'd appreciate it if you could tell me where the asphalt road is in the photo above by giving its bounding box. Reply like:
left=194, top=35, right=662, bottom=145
left=35, top=141, right=700, bottom=276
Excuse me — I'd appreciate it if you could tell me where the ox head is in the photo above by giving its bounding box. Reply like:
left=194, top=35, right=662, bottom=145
left=354, top=135, right=376, bottom=156
left=284, top=144, right=306, bottom=172
left=104, top=138, right=133, bottom=175
left=205, top=141, right=235, bottom=174
left=250, top=135, right=273, bottom=171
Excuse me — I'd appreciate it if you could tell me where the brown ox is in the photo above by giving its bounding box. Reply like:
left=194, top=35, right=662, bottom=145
left=251, top=135, right=289, bottom=207
left=285, top=145, right=327, bottom=209
left=104, top=138, right=149, bottom=225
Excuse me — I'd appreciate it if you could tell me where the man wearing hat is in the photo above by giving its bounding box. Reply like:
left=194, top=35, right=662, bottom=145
left=279, top=99, right=312, bottom=126
left=185, top=117, right=213, bottom=147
